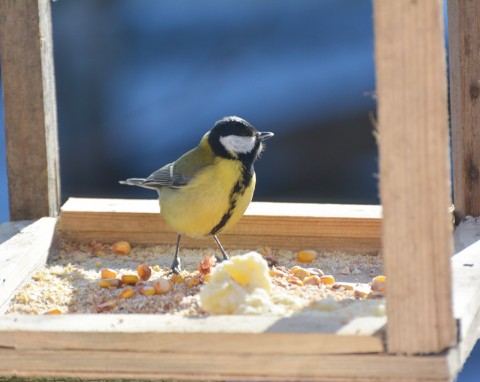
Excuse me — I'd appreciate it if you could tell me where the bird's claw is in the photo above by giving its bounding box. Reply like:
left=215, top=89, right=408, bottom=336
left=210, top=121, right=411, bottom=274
left=170, top=257, right=182, bottom=274
left=215, top=254, right=229, bottom=263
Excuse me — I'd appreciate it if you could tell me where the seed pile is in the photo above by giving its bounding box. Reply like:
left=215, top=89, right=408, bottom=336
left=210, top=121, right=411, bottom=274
left=6, top=240, right=384, bottom=316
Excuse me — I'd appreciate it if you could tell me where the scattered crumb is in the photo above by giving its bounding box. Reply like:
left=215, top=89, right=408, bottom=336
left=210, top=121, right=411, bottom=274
left=6, top=241, right=384, bottom=316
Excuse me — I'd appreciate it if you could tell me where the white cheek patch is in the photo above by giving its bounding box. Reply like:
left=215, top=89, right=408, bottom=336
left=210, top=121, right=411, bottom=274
left=219, top=135, right=256, bottom=154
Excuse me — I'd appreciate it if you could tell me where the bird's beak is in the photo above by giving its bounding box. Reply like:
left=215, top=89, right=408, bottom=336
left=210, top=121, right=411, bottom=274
left=258, top=132, right=274, bottom=141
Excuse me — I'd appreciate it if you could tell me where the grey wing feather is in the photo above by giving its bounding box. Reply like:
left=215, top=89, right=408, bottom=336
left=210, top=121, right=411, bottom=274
left=119, top=163, right=191, bottom=190
left=145, top=163, right=192, bottom=188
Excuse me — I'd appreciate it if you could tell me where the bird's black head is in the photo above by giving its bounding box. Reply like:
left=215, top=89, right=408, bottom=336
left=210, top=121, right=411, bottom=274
left=208, top=116, right=273, bottom=167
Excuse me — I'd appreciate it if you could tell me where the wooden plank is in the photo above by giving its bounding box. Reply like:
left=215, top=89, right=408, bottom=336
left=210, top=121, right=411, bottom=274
left=448, top=0, right=480, bottom=220
left=0, top=0, right=60, bottom=220
left=0, top=220, right=32, bottom=244
left=0, top=313, right=385, bottom=355
left=373, top=0, right=456, bottom=354
left=0, top=218, right=57, bottom=314
left=57, top=198, right=382, bottom=253
left=0, top=348, right=450, bottom=382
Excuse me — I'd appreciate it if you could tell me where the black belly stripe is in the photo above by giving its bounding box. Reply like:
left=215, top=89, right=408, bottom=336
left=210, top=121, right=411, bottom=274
left=209, top=208, right=234, bottom=235
left=209, top=167, right=252, bottom=236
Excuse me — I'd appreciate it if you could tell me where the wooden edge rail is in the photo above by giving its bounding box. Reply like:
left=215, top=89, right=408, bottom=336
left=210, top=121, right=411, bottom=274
left=0, top=218, right=58, bottom=315
left=0, top=349, right=449, bottom=382
left=57, top=197, right=382, bottom=253
left=0, top=313, right=386, bottom=356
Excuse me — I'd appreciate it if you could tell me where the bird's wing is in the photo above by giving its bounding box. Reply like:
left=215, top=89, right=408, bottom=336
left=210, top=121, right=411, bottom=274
left=138, top=143, right=215, bottom=190
left=142, top=162, right=191, bottom=189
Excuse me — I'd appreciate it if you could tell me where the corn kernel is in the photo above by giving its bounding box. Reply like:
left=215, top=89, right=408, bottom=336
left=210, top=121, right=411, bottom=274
left=198, top=254, right=217, bottom=275
left=333, top=282, right=354, bottom=291
left=320, top=275, right=335, bottom=285
left=259, top=246, right=273, bottom=257
left=368, top=291, right=384, bottom=299
left=95, top=262, right=102, bottom=268
left=119, top=287, right=135, bottom=299
left=112, top=241, right=131, bottom=255
left=307, top=267, right=324, bottom=276
left=100, top=268, right=117, bottom=279
left=370, top=275, right=386, bottom=293
left=137, top=264, right=152, bottom=281
left=43, top=308, right=62, bottom=315
left=186, top=277, right=202, bottom=288
left=152, top=265, right=161, bottom=272
left=95, top=250, right=106, bottom=257
left=354, top=289, right=369, bottom=299
left=90, top=241, right=103, bottom=252
left=297, top=249, right=317, bottom=264
left=138, top=285, right=156, bottom=296
left=287, top=276, right=304, bottom=286
left=96, top=299, right=117, bottom=312
left=98, top=278, right=122, bottom=289
left=170, top=274, right=185, bottom=283
left=303, top=275, right=321, bottom=286
left=290, top=266, right=310, bottom=281
left=154, top=278, right=173, bottom=295
left=269, top=267, right=289, bottom=278
left=121, top=274, right=139, bottom=285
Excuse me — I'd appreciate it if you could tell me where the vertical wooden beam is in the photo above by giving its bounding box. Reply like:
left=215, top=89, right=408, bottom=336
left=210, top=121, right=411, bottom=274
left=0, top=0, right=60, bottom=220
left=448, top=0, right=480, bottom=220
left=374, top=0, right=456, bottom=354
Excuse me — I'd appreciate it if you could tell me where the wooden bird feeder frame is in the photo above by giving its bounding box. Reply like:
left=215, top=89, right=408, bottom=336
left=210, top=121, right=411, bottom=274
left=0, top=1, right=479, bottom=381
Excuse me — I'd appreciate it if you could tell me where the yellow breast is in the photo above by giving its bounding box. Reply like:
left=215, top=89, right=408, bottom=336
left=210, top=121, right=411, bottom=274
left=159, top=158, right=256, bottom=237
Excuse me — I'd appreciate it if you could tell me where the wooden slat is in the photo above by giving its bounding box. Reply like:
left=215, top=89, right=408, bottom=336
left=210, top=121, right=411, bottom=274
left=57, top=198, right=382, bottom=253
left=0, top=313, right=385, bottom=355
left=0, top=0, right=60, bottom=220
left=0, top=348, right=450, bottom=382
left=0, top=218, right=57, bottom=314
left=448, top=0, right=480, bottom=220
left=374, top=0, right=456, bottom=354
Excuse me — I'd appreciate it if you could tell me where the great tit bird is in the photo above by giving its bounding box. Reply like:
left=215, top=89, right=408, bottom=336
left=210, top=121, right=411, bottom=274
left=120, top=116, right=273, bottom=274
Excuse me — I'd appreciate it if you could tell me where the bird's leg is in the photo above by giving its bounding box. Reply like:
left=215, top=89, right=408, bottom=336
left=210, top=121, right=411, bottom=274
left=213, top=235, right=229, bottom=262
left=170, top=234, right=182, bottom=274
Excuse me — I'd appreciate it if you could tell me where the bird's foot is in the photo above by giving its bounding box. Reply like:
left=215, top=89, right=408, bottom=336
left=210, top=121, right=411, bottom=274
left=169, top=257, right=182, bottom=275
left=215, top=253, right=229, bottom=263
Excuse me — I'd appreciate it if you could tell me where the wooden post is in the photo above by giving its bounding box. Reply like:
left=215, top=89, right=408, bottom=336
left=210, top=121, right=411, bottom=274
left=0, top=0, right=60, bottom=220
left=374, top=0, right=456, bottom=354
left=448, top=0, right=480, bottom=220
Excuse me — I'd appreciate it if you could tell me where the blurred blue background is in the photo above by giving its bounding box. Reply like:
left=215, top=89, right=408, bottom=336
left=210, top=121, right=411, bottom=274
left=0, top=0, right=478, bottom=379
left=52, top=0, right=379, bottom=205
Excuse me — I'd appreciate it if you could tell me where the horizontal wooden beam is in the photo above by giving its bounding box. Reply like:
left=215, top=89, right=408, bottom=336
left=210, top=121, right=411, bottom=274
left=0, top=348, right=449, bottom=382
left=57, top=198, right=382, bottom=253
left=0, top=313, right=385, bottom=356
